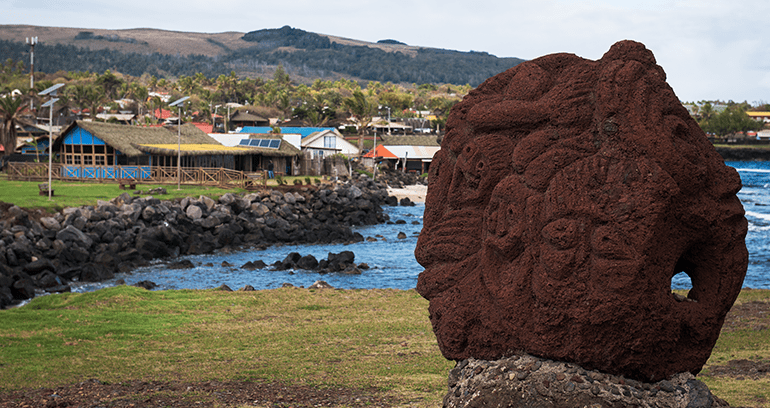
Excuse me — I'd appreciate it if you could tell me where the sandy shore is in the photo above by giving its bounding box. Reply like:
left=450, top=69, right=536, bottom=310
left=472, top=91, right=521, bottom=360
left=386, top=184, right=428, bottom=203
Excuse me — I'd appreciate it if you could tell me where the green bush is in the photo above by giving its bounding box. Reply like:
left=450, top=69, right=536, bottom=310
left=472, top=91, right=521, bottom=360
left=355, top=169, right=373, bottom=178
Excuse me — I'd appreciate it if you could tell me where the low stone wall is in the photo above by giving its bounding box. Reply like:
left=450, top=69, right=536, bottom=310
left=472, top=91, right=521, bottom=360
left=715, top=147, right=770, bottom=161
left=0, top=175, right=392, bottom=308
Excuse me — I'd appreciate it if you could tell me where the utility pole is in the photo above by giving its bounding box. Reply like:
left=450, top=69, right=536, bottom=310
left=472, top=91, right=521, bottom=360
left=26, top=36, right=37, bottom=111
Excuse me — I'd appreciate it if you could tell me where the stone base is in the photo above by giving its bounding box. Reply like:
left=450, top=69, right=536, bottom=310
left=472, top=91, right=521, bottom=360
left=443, top=354, right=729, bottom=408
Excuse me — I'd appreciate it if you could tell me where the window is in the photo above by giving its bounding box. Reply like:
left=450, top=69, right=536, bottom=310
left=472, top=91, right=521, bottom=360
left=95, top=156, right=105, bottom=166
left=84, top=155, right=93, bottom=165
left=65, top=155, right=73, bottom=165
left=324, top=136, right=336, bottom=149
left=73, top=155, right=81, bottom=165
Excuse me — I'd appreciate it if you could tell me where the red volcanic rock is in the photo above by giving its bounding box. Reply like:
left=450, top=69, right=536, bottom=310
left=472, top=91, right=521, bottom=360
left=415, top=40, right=748, bottom=382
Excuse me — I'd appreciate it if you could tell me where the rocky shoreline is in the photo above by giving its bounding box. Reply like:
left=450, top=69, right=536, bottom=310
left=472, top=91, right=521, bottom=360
left=0, top=174, right=412, bottom=308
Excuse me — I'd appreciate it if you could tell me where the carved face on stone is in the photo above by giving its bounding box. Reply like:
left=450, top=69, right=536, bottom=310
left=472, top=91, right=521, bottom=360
left=415, top=40, right=748, bottom=381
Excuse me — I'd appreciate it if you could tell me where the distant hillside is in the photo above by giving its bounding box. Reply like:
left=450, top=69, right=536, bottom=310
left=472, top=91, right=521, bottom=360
left=0, top=25, right=524, bottom=86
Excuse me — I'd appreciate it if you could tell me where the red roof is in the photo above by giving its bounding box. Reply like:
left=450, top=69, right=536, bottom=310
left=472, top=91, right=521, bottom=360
left=192, top=122, right=213, bottom=133
left=151, top=108, right=173, bottom=120
left=363, top=145, right=397, bottom=159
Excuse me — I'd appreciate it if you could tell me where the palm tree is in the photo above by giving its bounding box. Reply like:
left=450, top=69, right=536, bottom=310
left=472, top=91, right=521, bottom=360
left=344, top=90, right=376, bottom=154
left=66, top=84, right=105, bottom=121
left=0, top=94, right=25, bottom=159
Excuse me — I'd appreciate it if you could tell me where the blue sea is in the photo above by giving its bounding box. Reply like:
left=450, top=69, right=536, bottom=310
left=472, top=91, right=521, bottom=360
left=73, top=160, right=770, bottom=293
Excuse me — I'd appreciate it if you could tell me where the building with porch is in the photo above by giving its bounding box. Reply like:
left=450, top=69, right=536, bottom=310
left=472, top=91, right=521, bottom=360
left=53, top=121, right=263, bottom=180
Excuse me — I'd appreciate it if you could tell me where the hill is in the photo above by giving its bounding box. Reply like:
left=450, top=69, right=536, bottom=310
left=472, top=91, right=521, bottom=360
left=0, top=24, right=524, bottom=86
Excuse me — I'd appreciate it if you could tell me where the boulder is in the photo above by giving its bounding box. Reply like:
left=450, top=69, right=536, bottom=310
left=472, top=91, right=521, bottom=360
left=415, top=40, right=748, bottom=382
left=186, top=204, right=203, bottom=220
left=308, top=280, right=334, bottom=289
left=39, top=217, right=61, bottom=231
left=442, top=354, right=728, bottom=408
left=55, top=225, right=93, bottom=248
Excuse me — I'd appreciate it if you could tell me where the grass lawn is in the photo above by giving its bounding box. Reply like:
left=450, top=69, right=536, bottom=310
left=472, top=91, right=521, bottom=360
left=0, top=287, right=767, bottom=407
left=0, top=286, right=453, bottom=406
left=0, top=174, right=324, bottom=212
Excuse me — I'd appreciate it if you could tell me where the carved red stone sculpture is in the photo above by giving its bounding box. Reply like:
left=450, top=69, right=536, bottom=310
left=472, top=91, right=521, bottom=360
left=415, top=40, right=748, bottom=382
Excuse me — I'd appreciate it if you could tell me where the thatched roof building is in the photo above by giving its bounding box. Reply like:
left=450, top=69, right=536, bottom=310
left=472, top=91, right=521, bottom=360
left=54, top=121, right=223, bottom=157
left=53, top=120, right=302, bottom=176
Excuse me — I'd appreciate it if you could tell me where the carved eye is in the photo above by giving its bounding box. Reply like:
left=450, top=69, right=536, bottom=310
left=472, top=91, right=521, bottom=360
left=542, top=219, right=580, bottom=250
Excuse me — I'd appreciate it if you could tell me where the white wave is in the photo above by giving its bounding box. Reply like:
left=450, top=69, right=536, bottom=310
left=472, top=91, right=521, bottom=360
left=734, top=168, right=770, bottom=173
left=746, top=210, right=770, bottom=222
left=749, top=224, right=770, bottom=232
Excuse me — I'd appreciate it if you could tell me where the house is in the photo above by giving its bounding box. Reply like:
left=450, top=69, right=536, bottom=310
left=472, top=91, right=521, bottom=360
left=375, top=135, right=441, bottom=174
left=369, top=118, right=413, bottom=135
left=18, top=135, right=52, bottom=159
left=239, top=126, right=337, bottom=139
left=301, top=129, right=359, bottom=158
left=52, top=120, right=262, bottom=179
left=361, top=144, right=398, bottom=169
left=37, top=105, right=80, bottom=128
left=229, top=111, right=270, bottom=128
left=192, top=122, right=214, bottom=133
left=747, top=112, right=770, bottom=123
left=150, top=108, right=173, bottom=121
left=235, top=134, right=303, bottom=175
left=96, top=112, right=137, bottom=124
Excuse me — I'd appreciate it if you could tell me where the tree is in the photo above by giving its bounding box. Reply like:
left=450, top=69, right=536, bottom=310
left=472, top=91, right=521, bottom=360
left=95, top=70, right=124, bottom=100
left=701, top=107, right=764, bottom=137
left=0, top=94, right=25, bottom=159
left=66, top=84, right=105, bottom=120
left=344, top=90, right=376, bottom=154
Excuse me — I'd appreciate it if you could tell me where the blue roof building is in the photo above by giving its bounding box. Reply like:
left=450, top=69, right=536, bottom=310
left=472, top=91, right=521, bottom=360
left=239, top=126, right=337, bottom=139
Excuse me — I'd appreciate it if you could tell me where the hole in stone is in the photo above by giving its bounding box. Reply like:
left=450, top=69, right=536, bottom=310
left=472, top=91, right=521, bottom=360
left=671, top=259, right=696, bottom=302
left=672, top=271, right=693, bottom=290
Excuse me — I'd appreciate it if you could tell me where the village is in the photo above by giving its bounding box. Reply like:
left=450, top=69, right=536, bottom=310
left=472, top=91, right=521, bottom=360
left=1, top=92, right=442, bottom=189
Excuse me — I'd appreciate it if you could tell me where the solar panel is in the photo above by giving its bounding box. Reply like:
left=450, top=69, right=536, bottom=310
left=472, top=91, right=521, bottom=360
left=241, top=138, right=282, bottom=149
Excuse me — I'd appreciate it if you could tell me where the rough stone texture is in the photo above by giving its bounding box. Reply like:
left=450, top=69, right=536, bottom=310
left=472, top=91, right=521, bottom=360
left=415, top=40, right=748, bottom=382
left=443, top=354, right=729, bottom=408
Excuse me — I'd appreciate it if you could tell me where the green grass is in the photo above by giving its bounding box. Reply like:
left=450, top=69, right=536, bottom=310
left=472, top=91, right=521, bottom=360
left=0, top=174, right=326, bottom=212
left=0, top=175, right=241, bottom=212
left=1, top=287, right=767, bottom=407
left=698, top=289, right=770, bottom=407
left=712, top=144, right=770, bottom=150
left=0, top=286, right=452, bottom=405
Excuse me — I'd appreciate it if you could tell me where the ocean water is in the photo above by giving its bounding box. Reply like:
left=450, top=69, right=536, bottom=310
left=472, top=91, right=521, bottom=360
left=73, top=160, right=770, bottom=294
left=725, top=160, right=770, bottom=289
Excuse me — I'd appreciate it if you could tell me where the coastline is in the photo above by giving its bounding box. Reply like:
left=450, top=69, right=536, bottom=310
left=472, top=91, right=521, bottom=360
left=386, top=185, right=427, bottom=204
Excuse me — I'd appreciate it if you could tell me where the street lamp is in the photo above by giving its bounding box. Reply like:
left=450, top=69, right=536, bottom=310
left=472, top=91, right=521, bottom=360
left=39, top=83, right=64, bottom=201
left=169, top=96, right=190, bottom=190
left=26, top=36, right=38, bottom=111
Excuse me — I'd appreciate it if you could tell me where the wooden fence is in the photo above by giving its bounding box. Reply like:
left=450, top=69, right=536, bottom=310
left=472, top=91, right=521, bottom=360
left=6, top=162, right=264, bottom=189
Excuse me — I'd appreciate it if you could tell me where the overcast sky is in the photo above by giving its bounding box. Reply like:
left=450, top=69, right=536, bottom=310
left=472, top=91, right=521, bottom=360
left=4, top=0, right=769, bottom=104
